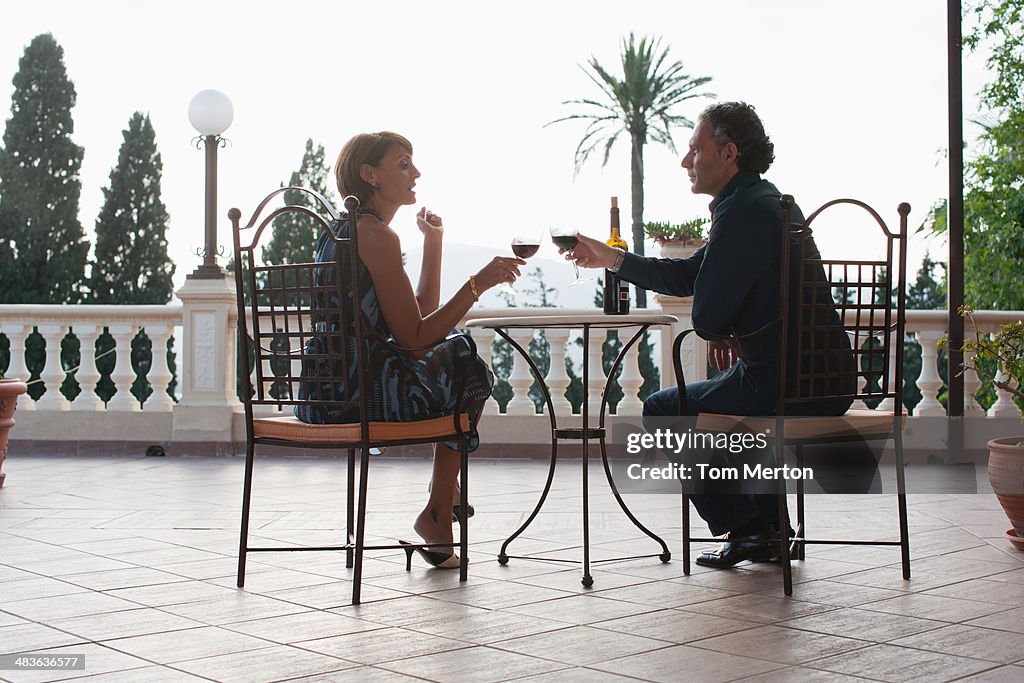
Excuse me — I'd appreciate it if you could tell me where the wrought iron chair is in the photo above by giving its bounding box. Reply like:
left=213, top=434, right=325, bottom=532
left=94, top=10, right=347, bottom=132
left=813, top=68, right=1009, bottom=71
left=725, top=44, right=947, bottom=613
left=231, top=188, right=473, bottom=604
left=673, top=194, right=911, bottom=595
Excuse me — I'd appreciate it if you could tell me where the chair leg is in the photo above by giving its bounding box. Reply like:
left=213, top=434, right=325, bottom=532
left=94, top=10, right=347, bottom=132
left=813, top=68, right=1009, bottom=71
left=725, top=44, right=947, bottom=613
left=681, top=490, right=691, bottom=576
left=796, top=444, right=805, bottom=561
left=776, top=440, right=793, bottom=596
left=346, top=448, right=355, bottom=569
left=352, top=446, right=372, bottom=605
left=894, top=430, right=911, bottom=580
left=459, top=437, right=469, bottom=582
left=237, top=440, right=256, bottom=588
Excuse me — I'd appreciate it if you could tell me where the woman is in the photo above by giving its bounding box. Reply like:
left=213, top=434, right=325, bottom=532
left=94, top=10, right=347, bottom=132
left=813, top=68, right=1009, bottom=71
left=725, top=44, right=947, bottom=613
left=297, top=131, right=524, bottom=568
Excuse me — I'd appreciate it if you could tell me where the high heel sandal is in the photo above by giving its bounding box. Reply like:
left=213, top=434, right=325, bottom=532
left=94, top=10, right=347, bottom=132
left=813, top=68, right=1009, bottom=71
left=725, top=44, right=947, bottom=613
left=399, top=540, right=460, bottom=570
left=452, top=503, right=475, bottom=523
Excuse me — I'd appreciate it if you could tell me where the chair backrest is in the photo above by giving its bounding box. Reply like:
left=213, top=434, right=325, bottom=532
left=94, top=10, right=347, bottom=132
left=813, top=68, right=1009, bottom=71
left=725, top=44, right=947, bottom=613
left=230, top=188, right=370, bottom=436
left=778, top=196, right=910, bottom=413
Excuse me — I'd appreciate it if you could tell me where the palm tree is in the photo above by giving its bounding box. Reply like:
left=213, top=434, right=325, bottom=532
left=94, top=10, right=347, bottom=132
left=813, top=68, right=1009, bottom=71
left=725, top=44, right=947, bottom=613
left=550, top=33, right=713, bottom=306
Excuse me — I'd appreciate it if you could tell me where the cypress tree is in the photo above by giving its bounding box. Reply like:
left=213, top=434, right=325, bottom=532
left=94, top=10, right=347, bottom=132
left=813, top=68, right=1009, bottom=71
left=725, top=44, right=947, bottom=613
left=262, top=138, right=333, bottom=268
left=0, top=33, right=88, bottom=303
left=90, top=112, right=174, bottom=304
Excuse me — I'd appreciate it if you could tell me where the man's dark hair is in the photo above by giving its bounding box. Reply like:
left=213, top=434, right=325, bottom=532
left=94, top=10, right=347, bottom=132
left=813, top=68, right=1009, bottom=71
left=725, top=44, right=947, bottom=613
left=699, top=102, right=775, bottom=173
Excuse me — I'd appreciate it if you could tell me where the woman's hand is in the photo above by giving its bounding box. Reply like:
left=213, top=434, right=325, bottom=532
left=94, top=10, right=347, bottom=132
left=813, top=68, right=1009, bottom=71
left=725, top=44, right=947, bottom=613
left=417, top=207, right=443, bottom=238
left=561, top=233, right=618, bottom=269
left=475, top=256, right=527, bottom=291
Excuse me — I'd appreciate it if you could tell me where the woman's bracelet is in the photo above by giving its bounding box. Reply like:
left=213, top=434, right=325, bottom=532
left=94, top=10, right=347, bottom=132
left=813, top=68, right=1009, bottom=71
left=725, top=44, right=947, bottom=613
left=468, top=275, right=480, bottom=301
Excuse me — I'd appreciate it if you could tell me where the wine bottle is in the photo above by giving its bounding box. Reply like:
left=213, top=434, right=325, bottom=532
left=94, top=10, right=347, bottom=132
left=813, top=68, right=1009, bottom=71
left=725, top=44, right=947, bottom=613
left=604, top=197, right=630, bottom=315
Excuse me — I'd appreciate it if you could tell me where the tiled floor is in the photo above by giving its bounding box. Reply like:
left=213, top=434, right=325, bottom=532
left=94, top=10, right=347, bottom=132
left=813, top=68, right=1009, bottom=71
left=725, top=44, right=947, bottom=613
left=1, top=454, right=1022, bottom=682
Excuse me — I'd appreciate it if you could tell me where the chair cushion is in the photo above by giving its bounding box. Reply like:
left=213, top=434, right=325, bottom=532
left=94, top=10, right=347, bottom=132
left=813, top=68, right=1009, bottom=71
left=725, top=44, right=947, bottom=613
left=253, top=413, right=471, bottom=444
left=695, top=408, right=906, bottom=442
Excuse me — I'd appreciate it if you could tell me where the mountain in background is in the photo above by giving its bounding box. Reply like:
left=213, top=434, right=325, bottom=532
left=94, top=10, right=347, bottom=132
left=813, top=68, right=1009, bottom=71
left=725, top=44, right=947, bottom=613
left=404, top=243, right=601, bottom=309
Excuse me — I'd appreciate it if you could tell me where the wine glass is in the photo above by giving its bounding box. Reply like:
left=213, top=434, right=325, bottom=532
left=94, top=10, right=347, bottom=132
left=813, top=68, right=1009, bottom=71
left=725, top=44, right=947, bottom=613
left=549, top=226, right=592, bottom=287
left=496, top=234, right=542, bottom=297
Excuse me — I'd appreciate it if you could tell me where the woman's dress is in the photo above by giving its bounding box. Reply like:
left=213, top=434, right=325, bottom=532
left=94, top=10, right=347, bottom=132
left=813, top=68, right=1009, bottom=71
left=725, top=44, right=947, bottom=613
left=295, top=214, right=493, bottom=451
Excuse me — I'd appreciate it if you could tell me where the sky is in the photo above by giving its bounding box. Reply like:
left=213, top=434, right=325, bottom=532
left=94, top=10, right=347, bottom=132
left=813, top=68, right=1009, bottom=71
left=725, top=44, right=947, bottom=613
left=0, top=0, right=994, bottom=293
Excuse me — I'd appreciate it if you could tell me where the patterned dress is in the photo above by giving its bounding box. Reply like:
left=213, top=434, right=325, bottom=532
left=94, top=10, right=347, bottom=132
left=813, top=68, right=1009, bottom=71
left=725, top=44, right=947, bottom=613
left=295, top=214, right=493, bottom=451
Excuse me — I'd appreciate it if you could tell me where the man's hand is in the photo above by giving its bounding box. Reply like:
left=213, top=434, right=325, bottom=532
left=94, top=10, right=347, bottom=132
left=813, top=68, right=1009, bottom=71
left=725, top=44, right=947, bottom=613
left=560, top=233, right=618, bottom=269
left=708, top=338, right=740, bottom=371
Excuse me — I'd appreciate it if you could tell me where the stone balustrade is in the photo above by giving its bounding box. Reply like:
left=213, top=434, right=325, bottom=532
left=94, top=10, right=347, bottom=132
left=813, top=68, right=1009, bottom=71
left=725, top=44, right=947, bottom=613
left=1, top=289, right=1021, bottom=454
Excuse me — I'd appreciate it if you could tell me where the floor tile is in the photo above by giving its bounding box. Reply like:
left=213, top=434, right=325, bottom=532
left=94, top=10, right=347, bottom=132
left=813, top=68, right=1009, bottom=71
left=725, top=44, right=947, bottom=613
left=407, top=610, right=568, bottom=645
left=592, top=643, right=783, bottom=682
left=777, top=606, right=945, bottom=643
left=172, top=645, right=357, bottom=683
left=297, top=626, right=470, bottom=665
left=377, top=645, right=565, bottom=682
left=859, top=593, right=1012, bottom=623
left=100, top=625, right=273, bottom=664
left=965, top=606, right=1024, bottom=634
left=222, top=610, right=385, bottom=644
left=591, top=608, right=761, bottom=644
left=889, top=624, right=1024, bottom=663
left=491, top=625, right=672, bottom=666
left=807, top=643, right=998, bottom=682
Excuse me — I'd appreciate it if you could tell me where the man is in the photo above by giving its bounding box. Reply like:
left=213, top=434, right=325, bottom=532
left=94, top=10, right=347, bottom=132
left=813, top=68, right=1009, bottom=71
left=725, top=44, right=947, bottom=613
left=568, top=101, right=855, bottom=568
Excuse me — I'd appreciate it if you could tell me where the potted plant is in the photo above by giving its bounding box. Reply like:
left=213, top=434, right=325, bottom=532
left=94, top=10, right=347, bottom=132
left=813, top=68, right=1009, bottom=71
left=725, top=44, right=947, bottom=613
left=0, top=369, right=29, bottom=488
left=644, top=217, right=708, bottom=259
left=949, top=308, right=1024, bottom=550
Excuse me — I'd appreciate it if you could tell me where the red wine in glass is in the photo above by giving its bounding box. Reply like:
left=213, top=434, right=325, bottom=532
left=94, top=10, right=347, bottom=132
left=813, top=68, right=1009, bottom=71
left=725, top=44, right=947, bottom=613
left=512, top=243, right=540, bottom=259
left=499, top=235, right=542, bottom=297
left=550, top=235, right=579, bottom=251
left=549, top=227, right=591, bottom=287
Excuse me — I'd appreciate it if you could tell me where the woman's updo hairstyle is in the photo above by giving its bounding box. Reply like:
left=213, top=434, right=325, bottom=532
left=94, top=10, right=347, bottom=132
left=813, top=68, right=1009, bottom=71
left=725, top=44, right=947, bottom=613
left=334, top=131, right=414, bottom=207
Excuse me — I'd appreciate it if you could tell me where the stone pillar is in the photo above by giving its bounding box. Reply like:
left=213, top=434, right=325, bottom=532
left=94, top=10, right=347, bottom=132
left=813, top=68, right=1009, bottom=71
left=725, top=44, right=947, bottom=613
left=655, top=293, right=705, bottom=391
left=172, top=275, right=243, bottom=442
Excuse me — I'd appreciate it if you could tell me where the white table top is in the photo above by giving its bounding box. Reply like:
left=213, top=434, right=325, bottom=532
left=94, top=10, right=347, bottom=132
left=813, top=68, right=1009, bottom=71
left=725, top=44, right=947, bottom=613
left=466, top=313, right=677, bottom=330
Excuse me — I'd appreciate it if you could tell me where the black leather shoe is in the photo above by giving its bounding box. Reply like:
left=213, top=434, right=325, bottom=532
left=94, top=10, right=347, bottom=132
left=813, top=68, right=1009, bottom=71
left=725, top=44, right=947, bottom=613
left=696, top=531, right=776, bottom=568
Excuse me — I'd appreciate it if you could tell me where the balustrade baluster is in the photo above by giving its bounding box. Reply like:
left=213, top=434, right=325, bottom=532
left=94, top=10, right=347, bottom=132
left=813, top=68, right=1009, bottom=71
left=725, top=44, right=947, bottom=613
left=914, top=330, right=946, bottom=416
left=71, top=325, right=103, bottom=411
left=473, top=329, right=499, bottom=415
left=876, top=330, right=898, bottom=412
left=504, top=328, right=536, bottom=415
left=1, top=324, right=34, bottom=411
left=544, top=328, right=573, bottom=416
left=35, top=324, right=71, bottom=411
left=145, top=325, right=176, bottom=412
left=586, top=330, right=605, bottom=419
left=106, top=324, right=140, bottom=412
left=616, top=329, right=644, bottom=415
left=988, top=367, right=1019, bottom=417
left=962, top=345, right=983, bottom=416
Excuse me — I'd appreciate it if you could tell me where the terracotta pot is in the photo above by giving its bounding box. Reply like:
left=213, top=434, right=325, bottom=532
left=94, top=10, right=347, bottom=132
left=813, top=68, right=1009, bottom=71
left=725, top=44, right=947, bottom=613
left=987, top=436, right=1024, bottom=542
left=0, top=379, right=28, bottom=488
left=658, top=238, right=705, bottom=260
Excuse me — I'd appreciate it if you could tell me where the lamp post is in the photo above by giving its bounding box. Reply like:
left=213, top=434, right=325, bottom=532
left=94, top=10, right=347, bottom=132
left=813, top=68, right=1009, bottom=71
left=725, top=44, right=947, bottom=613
left=187, top=89, right=234, bottom=279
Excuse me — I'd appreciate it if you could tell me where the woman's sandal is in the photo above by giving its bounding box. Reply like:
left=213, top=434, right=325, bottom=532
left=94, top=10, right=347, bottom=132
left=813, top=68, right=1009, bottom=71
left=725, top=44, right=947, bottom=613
left=452, top=503, right=475, bottom=523
left=399, top=540, right=460, bottom=570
